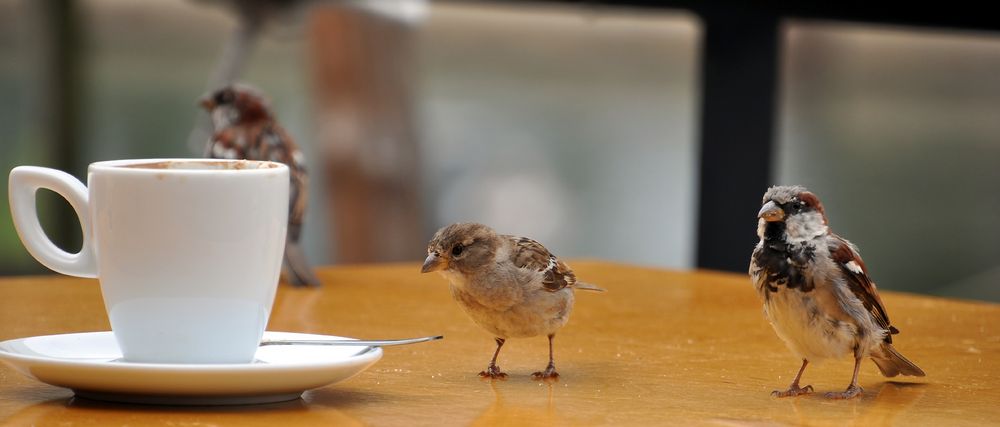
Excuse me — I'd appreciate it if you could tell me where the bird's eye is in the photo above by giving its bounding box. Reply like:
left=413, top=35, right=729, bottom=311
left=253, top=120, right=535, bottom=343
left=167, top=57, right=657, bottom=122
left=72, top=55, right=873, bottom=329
left=793, top=201, right=805, bottom=211
left=451, top=244, right=464, bottom=256
left=215, top=89, right=234, bottom=104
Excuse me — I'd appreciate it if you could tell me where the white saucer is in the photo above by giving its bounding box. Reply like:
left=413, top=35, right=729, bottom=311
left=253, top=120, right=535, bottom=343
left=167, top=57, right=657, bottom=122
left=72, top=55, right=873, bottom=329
left=0, top=331, right=382, bottom=405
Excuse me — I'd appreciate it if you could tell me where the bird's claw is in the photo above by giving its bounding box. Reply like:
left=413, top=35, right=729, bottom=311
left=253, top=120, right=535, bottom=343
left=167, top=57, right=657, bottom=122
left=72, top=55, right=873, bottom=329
left=479, top=365, right=508, bottom=380
left=531, top=366, right=559, bottom=382
left=771, top=384, right=813, bottom=398
left=825, top=384, right=863, bottom=400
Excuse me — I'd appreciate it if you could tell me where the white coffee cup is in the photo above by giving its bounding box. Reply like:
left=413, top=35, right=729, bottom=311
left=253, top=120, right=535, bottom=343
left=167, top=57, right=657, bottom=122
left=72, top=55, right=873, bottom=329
left=8, top=159, right=289, bottom=364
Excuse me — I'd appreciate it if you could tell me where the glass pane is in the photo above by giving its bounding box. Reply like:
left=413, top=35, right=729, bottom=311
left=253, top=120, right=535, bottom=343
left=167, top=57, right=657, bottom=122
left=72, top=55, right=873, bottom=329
left=0, top=1, right=700, bottom=272
left=778, top=21, right=1000, bottom=301
left=418, top=3, right=700, bottom=268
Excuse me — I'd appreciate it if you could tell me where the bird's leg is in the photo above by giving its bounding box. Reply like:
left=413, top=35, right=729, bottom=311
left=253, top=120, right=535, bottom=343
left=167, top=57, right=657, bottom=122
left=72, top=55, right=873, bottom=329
left=532, top=334, right=560, bottom=381
left=826, top=354, right=864, bottom=399
left=772, top=359, right=814, bottom=397
left=479, top=337, right=508, bottom=380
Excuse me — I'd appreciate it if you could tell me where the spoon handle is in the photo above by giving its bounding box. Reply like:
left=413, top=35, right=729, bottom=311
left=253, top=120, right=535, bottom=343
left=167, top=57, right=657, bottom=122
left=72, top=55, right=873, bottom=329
left=260, top=335, right=443, bottom=347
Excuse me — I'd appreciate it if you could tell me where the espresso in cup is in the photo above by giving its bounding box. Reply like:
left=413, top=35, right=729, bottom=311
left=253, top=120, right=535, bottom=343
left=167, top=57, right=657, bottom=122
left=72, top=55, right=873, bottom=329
left=8, top=159, right=289, bottom=364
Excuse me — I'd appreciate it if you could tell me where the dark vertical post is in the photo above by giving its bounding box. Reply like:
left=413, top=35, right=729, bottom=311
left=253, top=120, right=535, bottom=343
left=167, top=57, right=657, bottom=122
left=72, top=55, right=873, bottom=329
left=41, top=0, right=84, bottom=253
left=308, top=7, right=424, bottom=263
left=695, top=7, right=780, bottom=271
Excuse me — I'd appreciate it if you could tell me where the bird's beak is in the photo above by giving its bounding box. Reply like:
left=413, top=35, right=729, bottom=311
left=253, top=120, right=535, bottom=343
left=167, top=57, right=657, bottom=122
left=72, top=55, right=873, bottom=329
left=758, top=200, right=785, bottom=222
left=421, top=253, right=447, bottom=273
left=199, top=96, right=215, bottom=111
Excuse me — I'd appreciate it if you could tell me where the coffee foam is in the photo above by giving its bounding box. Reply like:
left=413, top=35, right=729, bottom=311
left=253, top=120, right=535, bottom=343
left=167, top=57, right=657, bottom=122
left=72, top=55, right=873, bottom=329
left=120, top=160, right=279, bottom=170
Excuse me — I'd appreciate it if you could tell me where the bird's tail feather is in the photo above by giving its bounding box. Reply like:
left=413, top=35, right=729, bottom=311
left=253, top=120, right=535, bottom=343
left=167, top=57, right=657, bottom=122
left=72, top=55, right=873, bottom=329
left=283, top=241, right=321, bottom=287
left=872, top=343, right=925, bottom=377
left=573, top=282, right=606, bottom=292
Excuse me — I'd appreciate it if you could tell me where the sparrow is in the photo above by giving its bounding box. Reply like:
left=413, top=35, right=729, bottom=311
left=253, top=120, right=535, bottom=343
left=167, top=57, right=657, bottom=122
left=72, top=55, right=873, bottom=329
left=200, top=84, right=321, bottom=287
left=749, top=185, right=925, bottom=399
left=421, top=223, right=604, bottom=380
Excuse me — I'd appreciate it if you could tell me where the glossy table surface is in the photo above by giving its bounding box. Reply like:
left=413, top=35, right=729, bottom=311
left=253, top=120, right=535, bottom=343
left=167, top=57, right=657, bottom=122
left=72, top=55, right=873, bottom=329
left=1, top=261, right=997, bottom=426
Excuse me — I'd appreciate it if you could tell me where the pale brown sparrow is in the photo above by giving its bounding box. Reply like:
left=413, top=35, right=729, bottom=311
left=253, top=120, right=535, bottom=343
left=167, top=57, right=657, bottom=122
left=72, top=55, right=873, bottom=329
left=421, top=223, right=604, bottom=380
left=750, top=185, right=925, bottom=399
left=200, top=84, right=320, bottom=287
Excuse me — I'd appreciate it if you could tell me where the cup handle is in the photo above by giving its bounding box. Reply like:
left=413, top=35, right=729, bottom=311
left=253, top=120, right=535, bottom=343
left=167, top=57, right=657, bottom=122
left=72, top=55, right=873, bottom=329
left=8, top=166, right=97, bottom=278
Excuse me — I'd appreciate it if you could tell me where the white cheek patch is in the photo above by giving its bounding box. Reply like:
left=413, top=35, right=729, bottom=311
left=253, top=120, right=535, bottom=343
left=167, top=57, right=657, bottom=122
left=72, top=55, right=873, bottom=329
left=844, top=260, right=863, bottom=275
left=211, top=144, right=226, bottom=157
left=784, top=212, right=828, bottom=242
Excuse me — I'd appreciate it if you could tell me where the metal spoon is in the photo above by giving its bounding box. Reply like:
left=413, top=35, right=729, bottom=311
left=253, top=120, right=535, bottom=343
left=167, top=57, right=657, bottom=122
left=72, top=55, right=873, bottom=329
left=259, top=335, right=443, bottom=347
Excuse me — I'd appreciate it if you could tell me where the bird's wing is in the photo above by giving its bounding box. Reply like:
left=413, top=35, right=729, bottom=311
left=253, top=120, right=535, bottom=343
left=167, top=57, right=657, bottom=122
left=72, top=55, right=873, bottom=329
left=207, top=128, right=247, bottom=158
left=255, top=124, right=296, bottom=163
left=505, top=236, right=577, bottom=292
left=249, top=123, right=309, bottom=240
left=828, top=235, right=898, bottom=342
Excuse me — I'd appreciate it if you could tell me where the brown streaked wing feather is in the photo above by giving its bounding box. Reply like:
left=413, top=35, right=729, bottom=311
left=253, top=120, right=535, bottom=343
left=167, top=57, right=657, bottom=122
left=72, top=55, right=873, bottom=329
left=829, top=236, right=896, bottom=342
left=506, top=236, right=577, bottom=292
left=287, top=171, right=307, bottom=232
left=252, top=123, right=309, bottom=240
left=208, top=128, right=246, bottom=158
left=257, top=124, right=295, bottom=163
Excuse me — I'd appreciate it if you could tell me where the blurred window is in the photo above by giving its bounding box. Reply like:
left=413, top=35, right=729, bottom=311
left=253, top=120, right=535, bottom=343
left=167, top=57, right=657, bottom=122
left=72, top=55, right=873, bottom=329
left=777, top=21, right=1000, bottom=301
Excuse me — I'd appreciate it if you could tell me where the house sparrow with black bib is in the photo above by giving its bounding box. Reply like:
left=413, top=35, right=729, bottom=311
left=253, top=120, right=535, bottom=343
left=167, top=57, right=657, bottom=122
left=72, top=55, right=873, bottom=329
left=422, top=223, right=604, bottom=380
left=200, top=84, right=321, bottom=287
left=750, top=185, right=924, bottom=399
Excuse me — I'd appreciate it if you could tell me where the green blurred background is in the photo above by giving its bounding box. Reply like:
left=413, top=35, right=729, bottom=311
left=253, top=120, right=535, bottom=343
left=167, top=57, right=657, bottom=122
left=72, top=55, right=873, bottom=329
left=1, top=0, right=998, bottom=301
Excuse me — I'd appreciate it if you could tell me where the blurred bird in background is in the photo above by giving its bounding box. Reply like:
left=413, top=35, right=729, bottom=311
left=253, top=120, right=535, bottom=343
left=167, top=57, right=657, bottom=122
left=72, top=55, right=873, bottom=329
left=200, top=84, right=321, bottom=287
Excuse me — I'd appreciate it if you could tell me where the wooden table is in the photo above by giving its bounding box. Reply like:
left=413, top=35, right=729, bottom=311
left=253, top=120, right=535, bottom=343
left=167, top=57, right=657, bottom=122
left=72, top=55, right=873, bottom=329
left=1, top=261, right=997, bottom=425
